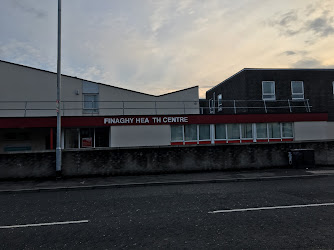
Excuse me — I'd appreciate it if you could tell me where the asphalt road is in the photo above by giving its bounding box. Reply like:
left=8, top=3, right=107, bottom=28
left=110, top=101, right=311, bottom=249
left=1, top=176, right=334, bottom=249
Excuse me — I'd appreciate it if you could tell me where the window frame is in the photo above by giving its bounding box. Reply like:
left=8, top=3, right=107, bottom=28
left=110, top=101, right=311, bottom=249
left=209, top=98, right=214, bottom=114
left=241, top=123, right=253, bottom=139
left=171, top=125, right=184, bottom=142
left=226, top=123, right=241, bottom=140
left=281, top=122, right=294, bottom=139
left=255, top=123, right=268, bottom=139
left=262, top=81, right=276, bottom=101
left=291, top=81, right=304, bottom=100
left=83, top=94, right=99, bottom=113
left=215, top=124, right=227, bottom=141
left=198, top=124, right=211, bottom=141
left=268, top=122, right=281, bottom=139
left=217, top=94, right=222, bottom=111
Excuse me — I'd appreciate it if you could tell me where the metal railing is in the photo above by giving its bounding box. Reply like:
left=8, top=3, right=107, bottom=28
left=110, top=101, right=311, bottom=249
left=0, top=100, right=200, bottom=116
left=201, top=99, right=312, bottom=114
left=0, top=99, right=312, bottom=117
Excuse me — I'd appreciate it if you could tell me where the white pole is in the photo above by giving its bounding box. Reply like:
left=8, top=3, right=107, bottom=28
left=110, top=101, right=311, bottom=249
left=56, top=0, right=62, bottom=174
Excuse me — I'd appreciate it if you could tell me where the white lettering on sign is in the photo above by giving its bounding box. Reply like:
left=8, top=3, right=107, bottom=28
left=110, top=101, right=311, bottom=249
left=162, top=116, right=188, bottom=123
left=104, top=116, right=189, bottom=125
left=104, top=118, right=135, bottom=124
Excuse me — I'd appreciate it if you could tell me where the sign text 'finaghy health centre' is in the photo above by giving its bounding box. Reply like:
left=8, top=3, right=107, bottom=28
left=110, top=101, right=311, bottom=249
left=104, top=116, right=189, bottom=125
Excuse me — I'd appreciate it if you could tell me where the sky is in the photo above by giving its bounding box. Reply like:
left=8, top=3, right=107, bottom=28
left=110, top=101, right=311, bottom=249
left=0, top=0, right=334, bottom=98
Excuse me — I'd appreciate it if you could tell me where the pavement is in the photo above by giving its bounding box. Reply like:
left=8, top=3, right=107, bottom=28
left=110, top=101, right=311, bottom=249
left=1, top=166, right=334, bottom=193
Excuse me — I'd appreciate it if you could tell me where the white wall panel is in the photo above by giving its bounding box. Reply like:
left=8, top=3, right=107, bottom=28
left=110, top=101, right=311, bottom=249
left=109, top=125, right=170, bottom=147
left=294, top=121, right=334, bottom=141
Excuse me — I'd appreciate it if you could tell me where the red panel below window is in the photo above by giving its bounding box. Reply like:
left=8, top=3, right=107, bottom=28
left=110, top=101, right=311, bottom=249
left=215, top=140, right=227, bottom=144
left=198, top=141, right=211, bottom=145
left=227, top=140, right=240, bottom=143
left=171, top=142, right=183, bottom=146
left=282, top=138, right=294, bottom=142
left=241, top=140, right=253, bottom=143
left=256, top=139, right=268, bottom=142
left=185, top=141, right=197, bottom=145
left=269, top=139, right=282, bottom=142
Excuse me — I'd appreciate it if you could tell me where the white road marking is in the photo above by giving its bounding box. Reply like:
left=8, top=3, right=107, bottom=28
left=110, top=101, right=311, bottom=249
left=209, top=202, right=334, bottom=214
left=0, top=220, right=89, bottom=229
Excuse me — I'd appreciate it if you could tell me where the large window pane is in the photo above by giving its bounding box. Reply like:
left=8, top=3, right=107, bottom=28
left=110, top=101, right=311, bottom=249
left=171, top=125, right=183, bottom=141
left=199, top=125, right=210, bottom=140
left=227, top=124, right=240, bottom=140
left=95, top=127, right=109, bottom=147
left=184, top=125, right=197, bottom=141
left=215, top=124, right=226, bottom=139
left=268, top=123, right=281, bottom=138
left=262, top=81, right=275, bottom=100
left=282, top=123, right=293, bottom=138
left=83, top=94, right=99, bottom=113
left=80, top=128, right=94, bottom=148
left=291, top=81, right=304, bottom=99
left=256, top=123, right=267, bottom=139
left=218, top=94, right=222, bottom=111
left=64, top=128, right=79, bottom=148
left=241, top=124, right=253, bottom=139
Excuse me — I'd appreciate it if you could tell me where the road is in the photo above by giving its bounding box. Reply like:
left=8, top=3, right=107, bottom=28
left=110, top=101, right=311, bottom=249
left=1, top=176, right=334, bottom=249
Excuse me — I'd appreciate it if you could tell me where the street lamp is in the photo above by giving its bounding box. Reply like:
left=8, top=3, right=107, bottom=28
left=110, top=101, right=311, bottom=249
left=56, top=0, right=62, bottom=175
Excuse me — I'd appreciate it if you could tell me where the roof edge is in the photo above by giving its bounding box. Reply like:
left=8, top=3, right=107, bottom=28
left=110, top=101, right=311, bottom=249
left=0, top=59, right=197, bottom=97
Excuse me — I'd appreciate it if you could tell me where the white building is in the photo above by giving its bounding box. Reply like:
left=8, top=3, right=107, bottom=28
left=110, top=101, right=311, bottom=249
left=0, top=60, right=200, bottom=152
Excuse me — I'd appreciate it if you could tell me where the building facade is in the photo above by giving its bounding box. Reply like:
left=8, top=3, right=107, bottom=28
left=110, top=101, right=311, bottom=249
left=0, top=62, right=333, bottom=153
left=204, top=68, right=334, bottom=143
left=0, top=60, right=200, bottom=152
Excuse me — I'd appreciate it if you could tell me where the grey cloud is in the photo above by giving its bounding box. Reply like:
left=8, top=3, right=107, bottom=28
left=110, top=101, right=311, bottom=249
left=282, top=50, right=308, bottom=56
left=267, top=10, right=301, bottom=36
left=268, top=4, right=334, bottom=39
left=306, top=17, right=334, bottom=37
left=278, top=11, right=298, bottom=26
left=11, top=0, right=47, bottom=18
left=293, top=58, right=321, bottom=68
left=292, top=58, right=330, bottom=68
left=283, top=51, right=296, bottom=56
left=304, top=4, right=316, bottom=16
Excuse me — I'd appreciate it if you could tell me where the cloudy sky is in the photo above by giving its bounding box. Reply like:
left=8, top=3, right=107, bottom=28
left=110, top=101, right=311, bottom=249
left=0, top=0, right=333, bottom=97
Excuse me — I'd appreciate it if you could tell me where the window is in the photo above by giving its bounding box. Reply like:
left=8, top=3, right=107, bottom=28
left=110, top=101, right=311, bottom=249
left=95, top=127, right=110, bottom=147
left=241, top=124, right=253, bottom=139
left=215, top=124, right=226, bottom=139
left=83, top=81, right=99, bottom=113
left=227, top=124, right=240, bottom=140
left=217, top=94, right=222, bottom=111
left=262, top=81, right=275, bottom=100
left=282, top=123, right=293, bottom=138
left=64, top=128, right=79, bottom=148
left=171, top=125, right=183, bottom=141
left=209, top=99, right=214, bottom=114
left=268, top=123, right=280, bottom=138
left=199, top=125, right=210, bottom=140
left=65, top=127, right=109, bottom=149
left=83, top=94, right=99, bottom=113
left=256, top=123, right=267, bottom=139
left=291, top=81, right=304, bottom=99
left=184, top=125, right=197, bottom=141
left=80, top=128, right=94, bottom=148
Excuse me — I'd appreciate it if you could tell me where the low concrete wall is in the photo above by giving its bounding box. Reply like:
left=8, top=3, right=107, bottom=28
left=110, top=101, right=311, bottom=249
left=0, top=151, right=55, bottom=179
left=1, top=141, right=334, bottom=179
